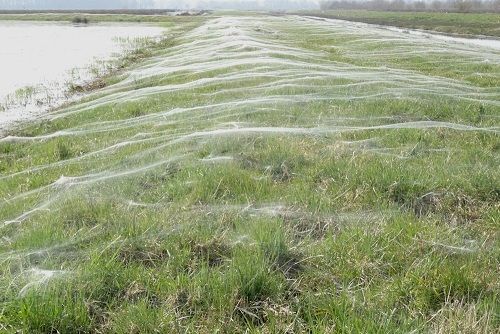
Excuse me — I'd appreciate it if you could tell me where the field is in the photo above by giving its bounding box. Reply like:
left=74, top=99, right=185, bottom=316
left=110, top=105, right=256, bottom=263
left=0, top=13, right=499, bottom=333
left=0, top=12, right=206, bottom=24
left=298, top=10, right=500, bottom=37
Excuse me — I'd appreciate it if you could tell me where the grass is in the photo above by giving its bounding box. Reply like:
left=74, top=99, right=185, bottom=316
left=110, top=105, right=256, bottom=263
left=297, top=10, right=500, bottom=37
left=0, top=12, right=207, bottom=25
left=0, top=12, right=499, bottom=333
left=1, top=86, right=38, bottom=109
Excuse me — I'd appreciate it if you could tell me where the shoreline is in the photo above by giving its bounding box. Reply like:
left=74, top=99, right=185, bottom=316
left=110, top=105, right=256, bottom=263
left=0, top=21, right=166, bottom=136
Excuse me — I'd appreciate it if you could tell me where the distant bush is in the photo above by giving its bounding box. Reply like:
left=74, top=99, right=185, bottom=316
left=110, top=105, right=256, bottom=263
left=71, top=16, right=89, bottom=24
left=321, top=0, right=500, bottom=13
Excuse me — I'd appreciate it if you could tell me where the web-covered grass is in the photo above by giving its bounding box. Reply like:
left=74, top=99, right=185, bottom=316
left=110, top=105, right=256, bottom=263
left=0, top=15, right=498, bottom=333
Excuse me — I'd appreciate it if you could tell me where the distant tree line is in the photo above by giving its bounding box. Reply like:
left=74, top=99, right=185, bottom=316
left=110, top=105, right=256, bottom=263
left=320, top=0, right=500, bottom=12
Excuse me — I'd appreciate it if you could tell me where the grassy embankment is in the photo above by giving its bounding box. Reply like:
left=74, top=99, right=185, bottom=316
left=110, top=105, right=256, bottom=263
left=0, top=12, right=206, bottom=23
left=0, top=13, right=499, bottom=333
left=297, top=10, right=500, bottom=37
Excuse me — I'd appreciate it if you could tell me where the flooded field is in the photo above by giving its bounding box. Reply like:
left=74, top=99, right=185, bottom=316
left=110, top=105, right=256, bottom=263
left=0, top=21, right=163, bottom=128
left=0, top=14, right=498, bottom=333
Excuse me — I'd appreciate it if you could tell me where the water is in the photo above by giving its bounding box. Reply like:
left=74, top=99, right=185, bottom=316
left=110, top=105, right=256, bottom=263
left=303, top=16, right=500, bottom=51
left=380, top=25, right=500, bottom=51
left=0, top=21, right=163, bottom=129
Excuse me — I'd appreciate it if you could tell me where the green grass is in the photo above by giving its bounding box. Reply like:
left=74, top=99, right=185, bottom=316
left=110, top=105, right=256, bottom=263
left=0, top=12, right=498, bottom=333
left=0, top=12, right=207, bottom=25
left=298, top=10, right=500, bottom=37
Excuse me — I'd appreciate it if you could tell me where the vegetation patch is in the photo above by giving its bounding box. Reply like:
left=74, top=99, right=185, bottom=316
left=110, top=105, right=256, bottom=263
left=71, top=16, right=89, bottom=24
left=0, top=11, right=498, bottom=333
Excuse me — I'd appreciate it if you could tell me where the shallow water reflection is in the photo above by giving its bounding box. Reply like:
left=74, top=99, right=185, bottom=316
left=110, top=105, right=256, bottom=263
left=0, top=20, right=163, bottom=127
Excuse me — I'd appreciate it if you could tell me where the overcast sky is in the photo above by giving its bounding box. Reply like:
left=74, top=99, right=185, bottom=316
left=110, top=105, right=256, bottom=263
left=0, top=0, right=321, bottom=10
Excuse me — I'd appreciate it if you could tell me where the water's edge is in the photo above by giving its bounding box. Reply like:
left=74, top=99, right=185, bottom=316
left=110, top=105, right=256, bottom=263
left=301, top=15, right=500, bottom=50
left=0, top=21, right=164, bottom=136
